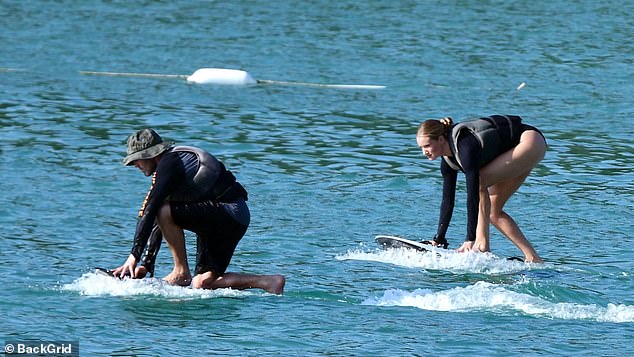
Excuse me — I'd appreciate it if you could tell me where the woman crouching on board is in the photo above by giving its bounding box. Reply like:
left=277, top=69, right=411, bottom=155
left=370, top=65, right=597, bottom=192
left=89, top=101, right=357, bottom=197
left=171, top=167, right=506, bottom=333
left=416, top=115, right=546, bottom=263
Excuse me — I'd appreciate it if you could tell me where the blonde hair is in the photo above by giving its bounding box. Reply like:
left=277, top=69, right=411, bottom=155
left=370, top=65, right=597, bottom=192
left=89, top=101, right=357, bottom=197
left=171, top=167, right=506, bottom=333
left=417, top=117, right=453, bottom=139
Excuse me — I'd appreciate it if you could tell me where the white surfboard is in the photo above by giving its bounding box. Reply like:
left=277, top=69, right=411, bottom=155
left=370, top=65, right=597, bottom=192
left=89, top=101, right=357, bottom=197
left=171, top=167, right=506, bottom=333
left=374, top=235, right=524, bottom=262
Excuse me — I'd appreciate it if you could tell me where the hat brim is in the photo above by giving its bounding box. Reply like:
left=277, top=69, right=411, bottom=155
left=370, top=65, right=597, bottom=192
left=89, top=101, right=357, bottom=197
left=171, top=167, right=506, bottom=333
left=123, top=142, right=172, bottom=166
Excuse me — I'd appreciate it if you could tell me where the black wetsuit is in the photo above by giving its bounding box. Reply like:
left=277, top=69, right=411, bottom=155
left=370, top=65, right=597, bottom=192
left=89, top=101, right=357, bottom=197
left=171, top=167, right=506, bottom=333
left=132, top=147, right=249, bottom=276
left=434, top=116, right=545, bottom=245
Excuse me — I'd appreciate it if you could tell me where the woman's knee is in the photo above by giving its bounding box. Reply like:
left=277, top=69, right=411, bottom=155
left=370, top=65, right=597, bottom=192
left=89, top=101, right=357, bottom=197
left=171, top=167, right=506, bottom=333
left=489, top=209, right=506, bottom=225
left=488, top=193, right=508, bottom=223
left=521, top=130, right=547, bottom=162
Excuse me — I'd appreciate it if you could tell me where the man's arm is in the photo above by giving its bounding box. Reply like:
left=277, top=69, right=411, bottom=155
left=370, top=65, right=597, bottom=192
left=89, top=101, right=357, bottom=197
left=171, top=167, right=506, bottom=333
left=140, top=223, right=162, bottom=277
left=130, top=153, right=184, bottom=260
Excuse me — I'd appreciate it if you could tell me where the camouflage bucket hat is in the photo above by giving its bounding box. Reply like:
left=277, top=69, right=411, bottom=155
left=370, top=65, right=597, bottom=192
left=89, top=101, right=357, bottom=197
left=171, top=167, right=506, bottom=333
left=122, top=128, right=173, bottom=166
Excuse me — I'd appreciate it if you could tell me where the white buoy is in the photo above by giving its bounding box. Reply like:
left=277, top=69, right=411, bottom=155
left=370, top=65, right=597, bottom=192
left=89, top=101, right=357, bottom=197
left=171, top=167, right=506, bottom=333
left=186, top=68, right=257, bottom=85
left=79, top=68, right=385, bottom=89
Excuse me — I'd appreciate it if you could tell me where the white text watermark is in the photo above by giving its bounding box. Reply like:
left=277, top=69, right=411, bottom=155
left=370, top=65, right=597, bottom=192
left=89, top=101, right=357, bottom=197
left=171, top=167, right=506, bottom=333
left=4, top=341, right=78, bottom=356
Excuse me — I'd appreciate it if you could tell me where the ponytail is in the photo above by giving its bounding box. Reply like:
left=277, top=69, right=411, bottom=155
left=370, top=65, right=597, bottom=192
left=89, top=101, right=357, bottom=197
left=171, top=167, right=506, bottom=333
left=439, top=117, right=453, bottom=129
left=417, top=117, right=453, bottom=139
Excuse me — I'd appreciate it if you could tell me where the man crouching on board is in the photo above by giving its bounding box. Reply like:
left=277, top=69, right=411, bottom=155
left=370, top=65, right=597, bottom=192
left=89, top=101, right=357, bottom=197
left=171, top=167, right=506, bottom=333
left=112, top=128, right=285, bottom=294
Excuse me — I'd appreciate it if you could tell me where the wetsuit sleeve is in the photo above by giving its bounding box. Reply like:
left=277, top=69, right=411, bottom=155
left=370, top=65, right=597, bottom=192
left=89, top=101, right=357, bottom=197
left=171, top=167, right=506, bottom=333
left=130, top=153, right=185, bottom=260
left=140, top=223, right=162, bottom=277
left=435, top=159, right=457, bottom=244
left=456, top=133, right=482, bottom=242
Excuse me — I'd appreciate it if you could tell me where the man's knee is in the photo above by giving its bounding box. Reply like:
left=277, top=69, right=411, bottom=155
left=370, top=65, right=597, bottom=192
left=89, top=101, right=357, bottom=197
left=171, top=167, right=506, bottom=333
left=157, top=202, right=174, bottom=225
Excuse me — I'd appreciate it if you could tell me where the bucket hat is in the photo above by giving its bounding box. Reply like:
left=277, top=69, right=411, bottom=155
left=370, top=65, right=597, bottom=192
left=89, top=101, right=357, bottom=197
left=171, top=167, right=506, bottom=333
left=122, top=128, right=173, bottom=166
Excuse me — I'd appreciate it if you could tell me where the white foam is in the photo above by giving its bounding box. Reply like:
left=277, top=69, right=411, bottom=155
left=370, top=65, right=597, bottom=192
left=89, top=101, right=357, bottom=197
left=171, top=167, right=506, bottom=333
left=337, top=246, right=528, bottom=275
left=61, top=272, right=250, bottom=299
left=363, top=281, right=634, bottom=323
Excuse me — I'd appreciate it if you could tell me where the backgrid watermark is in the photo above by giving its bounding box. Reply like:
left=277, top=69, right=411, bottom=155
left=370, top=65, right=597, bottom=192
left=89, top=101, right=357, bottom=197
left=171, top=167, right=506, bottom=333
left=4, top=341, right=78, bottom=356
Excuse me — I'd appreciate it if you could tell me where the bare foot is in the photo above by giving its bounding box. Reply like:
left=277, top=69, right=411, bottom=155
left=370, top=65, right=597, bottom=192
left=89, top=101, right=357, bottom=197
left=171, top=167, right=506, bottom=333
left=524, top=255, right=543, bottom=264
left=163, top=270, right=192, bottom=286
left=262, top=275, right=286, bottom=295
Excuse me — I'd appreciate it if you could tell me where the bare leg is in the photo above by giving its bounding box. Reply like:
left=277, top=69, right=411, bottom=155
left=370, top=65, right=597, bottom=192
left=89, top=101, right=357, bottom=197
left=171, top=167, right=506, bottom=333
left=473, top=186, right=491, bottom=252
left=157, top=202, right=192, bottom=286
left=476, top=130, right=546, bottom=261
left=192, top=271, right=286, bottom=295
left=489, top=176, right=543, bottom=263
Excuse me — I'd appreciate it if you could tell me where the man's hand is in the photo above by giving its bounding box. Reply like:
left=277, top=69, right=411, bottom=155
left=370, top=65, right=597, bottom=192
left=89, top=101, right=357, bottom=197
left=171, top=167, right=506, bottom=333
left=134, top=265, right=148, bottom=279
left=112, top=254, right=138, bottom=279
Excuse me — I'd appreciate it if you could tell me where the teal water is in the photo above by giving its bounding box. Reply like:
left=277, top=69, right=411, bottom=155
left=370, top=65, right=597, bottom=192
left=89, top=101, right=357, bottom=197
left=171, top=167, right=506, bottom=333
left=2, top=0, right=633, bottom=355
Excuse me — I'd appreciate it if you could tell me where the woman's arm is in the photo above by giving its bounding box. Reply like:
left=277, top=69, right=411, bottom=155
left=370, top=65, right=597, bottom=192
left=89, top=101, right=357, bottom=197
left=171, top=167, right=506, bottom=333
left=435, top=159, right=457, bottom=245
left=456, top=133, right=483, bottom=242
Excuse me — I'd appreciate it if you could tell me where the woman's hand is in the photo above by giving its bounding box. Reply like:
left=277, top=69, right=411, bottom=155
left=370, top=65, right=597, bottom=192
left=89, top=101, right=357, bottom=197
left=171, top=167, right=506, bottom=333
left=456, top=240, right=490, bottom=253
left=456, top=241, right=474, bottom=253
